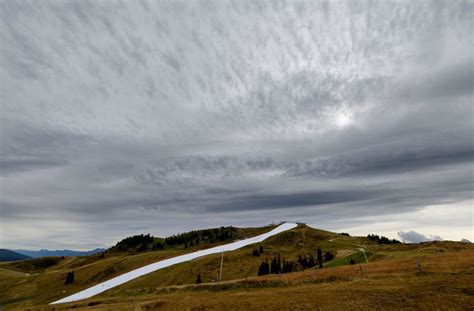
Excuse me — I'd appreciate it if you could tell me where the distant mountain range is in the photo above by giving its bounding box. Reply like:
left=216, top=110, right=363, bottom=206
left=0, top=249, right=32, bottom=262
left=12, top=248, right=106, bottom=258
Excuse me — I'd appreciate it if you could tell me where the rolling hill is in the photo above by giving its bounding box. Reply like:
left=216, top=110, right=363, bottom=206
left=0, top=249, right=31, bottom=262
left=1, top=223, right=473, bottom=310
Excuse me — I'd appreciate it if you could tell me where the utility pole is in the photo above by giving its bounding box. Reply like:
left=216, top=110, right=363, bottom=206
left=219, top=250, right=224, bottom=281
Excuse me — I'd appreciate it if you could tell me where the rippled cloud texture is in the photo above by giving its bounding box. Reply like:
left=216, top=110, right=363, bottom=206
left=1, top=0, right=472, bottom=249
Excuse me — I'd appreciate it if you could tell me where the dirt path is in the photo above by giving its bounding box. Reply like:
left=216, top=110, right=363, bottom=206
left=0, top=267, right=32, bottom=277
left=328, top=237, right=368, bottom=262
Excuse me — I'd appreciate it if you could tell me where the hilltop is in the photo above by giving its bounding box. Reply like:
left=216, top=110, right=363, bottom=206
left=108, top=225, right=271, bottom=253
left=1, top=224, right=473, bottom=310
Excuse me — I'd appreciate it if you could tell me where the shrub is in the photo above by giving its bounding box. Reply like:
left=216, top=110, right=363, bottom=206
left=325, top=251, right=335, bottom=261
left=64, top=271, right=74, bottom=285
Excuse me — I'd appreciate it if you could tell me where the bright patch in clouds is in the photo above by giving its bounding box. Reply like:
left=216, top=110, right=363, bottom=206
left=335, top=111, right=353, bottom=128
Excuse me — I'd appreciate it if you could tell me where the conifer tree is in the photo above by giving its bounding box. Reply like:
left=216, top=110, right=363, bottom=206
left=258, top=260, right=270, bottom=276
left=317, top=248, right=323, bottom=268
left=196, top=273, right=202, bottom=284
left=258, top=261, right=265, bottom=276
left=270, top=255, right=277, bottom=274
left=277, top=254, right=281, bottom=274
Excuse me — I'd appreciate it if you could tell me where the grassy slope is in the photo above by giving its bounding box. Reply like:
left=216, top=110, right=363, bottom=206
left=43, top=249, right=474, bottom=311
left=1, top=224, right=473, bottom=310
left=0, top=224, right=276, bottom=309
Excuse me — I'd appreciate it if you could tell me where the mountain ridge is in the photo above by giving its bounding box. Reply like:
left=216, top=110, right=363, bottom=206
left=13, top=248, right=106, bottom=258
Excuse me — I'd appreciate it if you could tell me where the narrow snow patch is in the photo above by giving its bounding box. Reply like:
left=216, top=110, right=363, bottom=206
left=51, top=222, right=297, bottom=304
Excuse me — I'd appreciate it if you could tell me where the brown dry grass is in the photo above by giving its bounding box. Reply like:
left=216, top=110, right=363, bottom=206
left=8, top=249, right=474, bottom=310
left=2, top=225, right=473, bottom=310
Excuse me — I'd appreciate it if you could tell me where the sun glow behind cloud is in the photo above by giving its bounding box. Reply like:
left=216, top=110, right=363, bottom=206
left=335, top=111, right=353, bottom=128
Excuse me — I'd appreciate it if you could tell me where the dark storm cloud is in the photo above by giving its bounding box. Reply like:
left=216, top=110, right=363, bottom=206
left=287, top=136, right=474, bottom=178
left=207, top=190, right=379, bottom=212
left=1, top=0, right=472, bottom=248
left=0, top=120, right=88, bottom=175
left=425, top=61, right=473, bottom=99
left=0, top=157, right=68, bottom=175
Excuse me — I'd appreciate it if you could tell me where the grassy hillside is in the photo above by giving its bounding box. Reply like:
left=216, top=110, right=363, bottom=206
left=104, top=224, right=339, bottom=291
left=1, top=224, right=473, bottom=310
left=36, top=249, right=474, bottom=310
left=0, top=224, right=276, bottom=308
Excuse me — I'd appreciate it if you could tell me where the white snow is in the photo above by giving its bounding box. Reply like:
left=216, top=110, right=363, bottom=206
left=50, top=222, right=297, bottom=304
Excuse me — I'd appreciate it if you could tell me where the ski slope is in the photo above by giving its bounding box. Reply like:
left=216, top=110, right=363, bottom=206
left=51, top=222, right=297, bottom=304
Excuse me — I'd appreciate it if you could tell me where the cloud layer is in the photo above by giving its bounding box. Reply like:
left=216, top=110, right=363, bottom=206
left=1, top=0, right=472, bottom=249
left=397, top=231, right=443, bottom=243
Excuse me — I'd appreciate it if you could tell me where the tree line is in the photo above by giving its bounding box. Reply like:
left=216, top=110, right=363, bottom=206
left=257, top=247, right=334, bottom=276
left=165, top=226, right=239, bottom=248
left=109, top=234, right=162, bottom=253
left=109, top=226, right=242, bottom=253
left=367, top=234, right=401, bottom=244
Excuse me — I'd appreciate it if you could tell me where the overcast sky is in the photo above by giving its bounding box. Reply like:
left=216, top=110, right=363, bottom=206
left=1, top=0, right=473, bottom=250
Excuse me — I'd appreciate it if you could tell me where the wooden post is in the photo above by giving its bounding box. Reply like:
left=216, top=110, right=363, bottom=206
left=219, top=250, right=224, bottom=281
left=359, top=248, right=368, bottom=263
left=416, top=259, right=421, bottom=272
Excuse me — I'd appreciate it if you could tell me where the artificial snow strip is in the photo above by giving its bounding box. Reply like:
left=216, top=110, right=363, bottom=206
left=51, top=222, right=297, bottom=304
